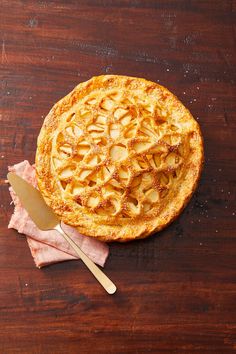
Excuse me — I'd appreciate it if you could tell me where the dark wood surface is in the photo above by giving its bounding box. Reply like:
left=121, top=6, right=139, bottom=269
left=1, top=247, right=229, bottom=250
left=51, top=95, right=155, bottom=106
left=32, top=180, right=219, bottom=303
left=0, top=1, right=236, bottom=353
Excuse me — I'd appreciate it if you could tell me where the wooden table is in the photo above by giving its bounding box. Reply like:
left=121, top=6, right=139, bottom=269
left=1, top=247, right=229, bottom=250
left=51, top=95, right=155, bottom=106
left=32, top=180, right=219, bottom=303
left=1, top=1, right=236, bottom=353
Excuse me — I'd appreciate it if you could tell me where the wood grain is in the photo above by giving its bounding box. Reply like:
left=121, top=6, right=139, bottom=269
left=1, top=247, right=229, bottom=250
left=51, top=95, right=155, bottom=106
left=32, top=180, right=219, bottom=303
left=0, top=1, right=236, bottom=353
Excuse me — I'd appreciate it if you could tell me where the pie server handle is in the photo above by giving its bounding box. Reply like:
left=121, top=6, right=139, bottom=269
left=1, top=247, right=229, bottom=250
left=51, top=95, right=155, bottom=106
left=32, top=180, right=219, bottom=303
left=54, top=224, right=117, bottom=295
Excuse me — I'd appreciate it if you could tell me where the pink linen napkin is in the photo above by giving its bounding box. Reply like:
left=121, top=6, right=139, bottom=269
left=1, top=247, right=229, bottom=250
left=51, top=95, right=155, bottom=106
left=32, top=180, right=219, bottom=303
left=8, top=160, right=109, bottom=268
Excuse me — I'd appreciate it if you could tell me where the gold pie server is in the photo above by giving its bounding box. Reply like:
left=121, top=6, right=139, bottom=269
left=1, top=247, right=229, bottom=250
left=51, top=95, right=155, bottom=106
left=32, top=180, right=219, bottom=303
left=7, top=172, right=117, bottom=295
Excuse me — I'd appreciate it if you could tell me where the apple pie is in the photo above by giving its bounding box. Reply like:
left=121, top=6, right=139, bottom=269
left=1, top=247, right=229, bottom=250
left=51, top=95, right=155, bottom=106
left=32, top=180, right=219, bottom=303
left=36, top=75, right=203, bottom=241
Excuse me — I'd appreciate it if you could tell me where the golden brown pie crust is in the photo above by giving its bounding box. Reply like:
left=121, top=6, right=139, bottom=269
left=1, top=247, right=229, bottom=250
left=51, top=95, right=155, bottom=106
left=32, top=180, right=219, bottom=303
left=36, top=75, right=204, bottom=242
